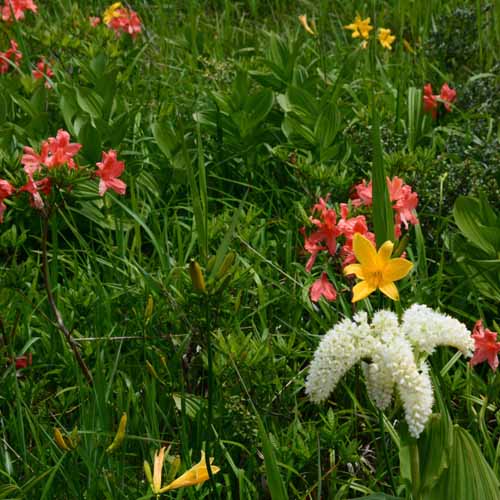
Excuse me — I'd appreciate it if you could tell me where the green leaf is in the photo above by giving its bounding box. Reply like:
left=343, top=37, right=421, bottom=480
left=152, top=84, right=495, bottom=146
left=77, top=121, right=101, bottom=163
left=256, top=417, right=288, bottom=500
left=152, top=120, right=179, bottom=161
left=418, top=413, right=453, bottom=494
left=75, top=88, right=104, bottom=120
left=371, top=95, right=394, bottom=245
left=423, top=425, right=500, bottom=500
left=314, top=102, right=339, bottom=151
left=453, top=196, right=500, bottom=255
left=208, top=196, right=245, bottom=281
left=245, top=89, right=274, bottom=130
left=350, top=495, right=402, bottom=500
left=286, top=86, right=318, bottom=125
left=59, top=91, right=77, bottom=135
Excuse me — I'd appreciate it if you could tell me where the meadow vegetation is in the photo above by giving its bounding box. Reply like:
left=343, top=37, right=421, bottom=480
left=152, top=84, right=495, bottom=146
left=0, top=0, right=499, bottom=498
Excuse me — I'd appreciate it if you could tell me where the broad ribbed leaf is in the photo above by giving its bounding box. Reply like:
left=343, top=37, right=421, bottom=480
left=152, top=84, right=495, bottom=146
left=152, top=121, right=178, bottom=161
left=350, top=494, right=402, bottom=499
left=453, top=196, right=500, bottom=255
left=314, top=102, right=339, bottom=151
left=418, top=413, right=453, bottom=494
left=75, top=88, right=103, bottom=120
left=245, top=89, right=274, bottom=130
left=423, top=425, right=500, bottom=500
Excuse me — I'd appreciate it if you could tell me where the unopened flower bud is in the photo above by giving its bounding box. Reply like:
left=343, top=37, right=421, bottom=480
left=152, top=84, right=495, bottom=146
left=189, top=260, right=206, bottom=293
left=106, top=413, right=127, bottom=453
left=216, top=252, right=235, bottom=279
left=144, top=460, right=153, bottom=485
left=145, top=294, right=154, bottom=323
left=54, top=428, right=71, bottom=451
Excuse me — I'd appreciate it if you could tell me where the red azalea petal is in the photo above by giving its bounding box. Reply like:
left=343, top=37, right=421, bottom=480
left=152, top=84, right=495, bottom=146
left=310, top=273, right=337, bottom=302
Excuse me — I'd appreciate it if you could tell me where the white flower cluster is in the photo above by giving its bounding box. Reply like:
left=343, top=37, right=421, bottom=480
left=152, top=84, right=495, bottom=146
left=305, top=305, right=472, bottom=438
left=402, top=304, right=474, bottom=356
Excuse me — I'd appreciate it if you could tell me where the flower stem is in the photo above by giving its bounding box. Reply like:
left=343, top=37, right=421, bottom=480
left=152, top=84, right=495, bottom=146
left=409, top=440, right=421, bottom=500
left=205, top=296, right=220, bottom=499
left=41, top=216, right=93, bottom=385
left=378, top=410, right=397, bottom=495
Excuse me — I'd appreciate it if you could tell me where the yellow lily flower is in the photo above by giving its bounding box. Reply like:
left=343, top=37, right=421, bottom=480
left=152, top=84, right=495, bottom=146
left=103, top=2, right=122, bottom=24
left=344, top=233, right=413, bottom=302
left=298, top=14, right=317, bottom=36
left=378, top=28, right=396, bottom=50
left=146, top=448, right=220, bottom=495
left=344, top=15, right=373, bottom=39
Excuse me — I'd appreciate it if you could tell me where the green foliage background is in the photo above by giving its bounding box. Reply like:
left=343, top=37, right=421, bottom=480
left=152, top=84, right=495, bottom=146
left=0, top=0, right=499, bottom=498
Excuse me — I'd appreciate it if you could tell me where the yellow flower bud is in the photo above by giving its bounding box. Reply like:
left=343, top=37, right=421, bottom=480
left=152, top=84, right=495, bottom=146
left=106, top=413, right=127, bottom=453
left=54, top=428, right=71, bottom=452
left=68, top=426, right=80, bottom=449
left=189, top=260, right=206, bottom=293
left=144, top=460, right=153, bottom=486
left=145, top=294, right=154, bottom=323
left=216, top=252, right=235, bottom=279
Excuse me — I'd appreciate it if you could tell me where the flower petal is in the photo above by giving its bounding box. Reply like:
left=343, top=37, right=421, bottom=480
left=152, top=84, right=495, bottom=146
left=160, top=452, right=220, bottom=492
left=379, top=281, right=400, bottom=301
left=153, top=447, right=166, bottom=493
left=351, top=281, right=376, bottom=303
left=343, top=263, right=365, bottom=279
left=377, top=240, right=394, bottom=263
left=352, top=233, right=377, bottom=269
left=383, top=258, right=413, bottom=282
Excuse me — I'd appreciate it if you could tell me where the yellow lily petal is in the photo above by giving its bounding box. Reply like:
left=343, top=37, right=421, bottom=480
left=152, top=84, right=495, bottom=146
left=299, top=14, right=316, bottom=35
left=153, top=447, right=166, bottom=493
left=351, top=281, right=376, bottom=303
left=377, top=240, right=394, bottom=263
left=160, top=452, right=220, bottom=492
left=344, top=263, right=365, bottom=279
left=383, top=258, right=413, bottom=282
left=379, top=281, right=399, bottom=301
left=353, top=233, right=378, bottom=269
left=103, top=2, right=122, bottom=24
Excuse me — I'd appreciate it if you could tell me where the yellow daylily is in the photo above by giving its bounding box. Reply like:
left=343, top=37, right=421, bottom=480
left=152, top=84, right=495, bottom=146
left=344, top=233, right=413, bottom=302
left=103, top=2, right=122, bottom=24
left=298, top=14, right=317, bottom=36
left=146, top=448, right=220, bottom=495
left=378, top=28, right=396, bottom=50
left=344, top=15, right=373, bottom=39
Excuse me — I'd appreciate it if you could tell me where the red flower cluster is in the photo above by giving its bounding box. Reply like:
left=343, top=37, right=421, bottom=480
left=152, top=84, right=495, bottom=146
left=423, top=83, right=456, bottom=119
left=303, top=195, right=375, bottom=302
left=470, top=320, right=500, bottom=372
left=32, top=58, right=54, bottom=87
left=1, top=0, right=37, bottom=22
left=351, top=176, right=419, bottom=237
left=0, top=39, right=22, bottom=74
left=20, top=129, right=82, bottom=209
left=0, top=130, right=127, bottom=221
left=22, top=129, right=82, bottom=174
left=302, top=177, right=418, bottom=303
left=106, top=6, right=142, bottom=38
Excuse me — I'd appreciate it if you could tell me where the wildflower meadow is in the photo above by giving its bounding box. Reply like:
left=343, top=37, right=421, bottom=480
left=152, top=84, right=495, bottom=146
left=1, top=1, right=500, bottom=499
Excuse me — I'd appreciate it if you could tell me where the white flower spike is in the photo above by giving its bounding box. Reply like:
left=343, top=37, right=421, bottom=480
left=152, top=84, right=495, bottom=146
left=306, top=305, right=472, bottom=438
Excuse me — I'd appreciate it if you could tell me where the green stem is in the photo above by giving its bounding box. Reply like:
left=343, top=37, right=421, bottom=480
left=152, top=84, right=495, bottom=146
left=409, top=441, right=421, bottom=500
left=205, top=296, right=220, bottom=499
left=378, top=410, right=397, bottom=495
